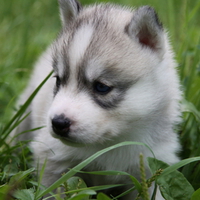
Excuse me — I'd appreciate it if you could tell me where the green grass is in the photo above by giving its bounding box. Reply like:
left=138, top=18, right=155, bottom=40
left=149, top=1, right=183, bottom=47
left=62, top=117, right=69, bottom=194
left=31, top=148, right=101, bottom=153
left=0, top=0, right=200, bottom=199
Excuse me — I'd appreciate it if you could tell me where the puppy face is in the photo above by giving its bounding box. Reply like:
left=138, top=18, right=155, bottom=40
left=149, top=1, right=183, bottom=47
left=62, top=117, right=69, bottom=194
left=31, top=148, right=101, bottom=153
left=47, top=4, right=170, bottom=146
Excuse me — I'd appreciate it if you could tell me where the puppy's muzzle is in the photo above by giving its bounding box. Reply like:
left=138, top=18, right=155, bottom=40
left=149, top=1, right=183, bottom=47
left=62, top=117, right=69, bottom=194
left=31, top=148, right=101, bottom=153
left=52, top=115, right=71, bottom=137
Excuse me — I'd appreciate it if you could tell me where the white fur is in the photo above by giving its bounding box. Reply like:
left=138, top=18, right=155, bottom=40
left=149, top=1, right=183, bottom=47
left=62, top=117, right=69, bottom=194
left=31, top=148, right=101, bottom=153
left=69, top=24, right=94, bottom=71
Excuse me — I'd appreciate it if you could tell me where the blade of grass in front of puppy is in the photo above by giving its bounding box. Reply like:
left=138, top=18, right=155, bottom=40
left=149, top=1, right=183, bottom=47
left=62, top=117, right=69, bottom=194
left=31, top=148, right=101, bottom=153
left=65, top=184, right=123, bottom=195
left=5, top=112, right=31, bottom=138
left=114, top=186, right=136, bottom=199
left=37, top=141, right=153, bottom=198
left=35, top=158, right=52, bottom=198
left=9, top=126, right=44, bottom=145
left=0, top=71, right=53, bottom=144
left=71, top=170, right=141, bottom=193
left=160, top=156, right=200, bottom=177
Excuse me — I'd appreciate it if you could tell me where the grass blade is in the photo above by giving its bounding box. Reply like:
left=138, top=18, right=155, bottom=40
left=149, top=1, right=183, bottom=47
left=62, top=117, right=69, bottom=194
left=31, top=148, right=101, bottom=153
left=0, top=71, right=53, bottom=144
left=71, top=169, right=141, bottom=192
left=181, top=99, right=200, bottom=121
left=161, top=157, right=200, bottom=177
left=36, top=141, right=153, bottom=198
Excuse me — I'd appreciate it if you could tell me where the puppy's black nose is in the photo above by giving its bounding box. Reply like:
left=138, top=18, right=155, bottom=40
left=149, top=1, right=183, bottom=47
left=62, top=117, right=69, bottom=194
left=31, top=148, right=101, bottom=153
left=52, top=115, right=71, bottom=137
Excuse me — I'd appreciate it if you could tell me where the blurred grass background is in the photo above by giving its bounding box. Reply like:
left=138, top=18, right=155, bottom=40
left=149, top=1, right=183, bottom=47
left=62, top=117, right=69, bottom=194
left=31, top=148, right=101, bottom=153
left=0, top=0, right=200, bottom=190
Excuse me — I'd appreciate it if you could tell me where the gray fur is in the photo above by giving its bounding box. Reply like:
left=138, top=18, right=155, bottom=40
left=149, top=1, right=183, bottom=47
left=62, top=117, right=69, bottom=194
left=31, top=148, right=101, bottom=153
left=58, top=0, right=82, bottom=26
left=126, top=6, right=164, bottom=51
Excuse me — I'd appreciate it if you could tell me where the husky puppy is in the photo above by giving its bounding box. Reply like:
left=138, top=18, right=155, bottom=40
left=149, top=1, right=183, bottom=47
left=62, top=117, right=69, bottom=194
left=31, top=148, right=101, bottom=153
left=13, top=0, right=182, bottom=199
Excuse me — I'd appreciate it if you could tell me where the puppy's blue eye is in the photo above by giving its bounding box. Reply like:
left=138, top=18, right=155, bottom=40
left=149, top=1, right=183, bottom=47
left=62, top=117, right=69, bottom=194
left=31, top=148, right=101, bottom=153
left=94, top=81, right=112, bottom=95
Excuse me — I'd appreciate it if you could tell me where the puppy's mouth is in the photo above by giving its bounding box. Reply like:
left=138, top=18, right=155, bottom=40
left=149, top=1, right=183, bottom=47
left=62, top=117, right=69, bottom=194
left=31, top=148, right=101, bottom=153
left=50, top=127, right=86, bottom=147
left=51, top=132, right=85, bottom=147
left=58, top=136, right=86, bottom=147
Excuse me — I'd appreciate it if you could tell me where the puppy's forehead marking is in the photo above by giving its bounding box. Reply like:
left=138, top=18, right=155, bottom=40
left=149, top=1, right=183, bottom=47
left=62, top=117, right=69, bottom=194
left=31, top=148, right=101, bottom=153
left=57, top=55, right=65, bottom=78
left=69, top=24, right=94, bottom=69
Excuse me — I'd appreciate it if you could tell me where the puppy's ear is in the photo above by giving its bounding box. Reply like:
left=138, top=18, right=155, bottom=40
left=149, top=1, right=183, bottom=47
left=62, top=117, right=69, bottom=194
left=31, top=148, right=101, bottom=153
left=126, top=6, right=164, bottom=52
left=58, top=0, right=82, bottom=26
